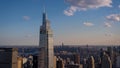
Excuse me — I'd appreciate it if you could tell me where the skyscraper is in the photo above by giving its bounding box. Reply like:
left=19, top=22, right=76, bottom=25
left=33, top=55, right=38, bottom=68
left=38, top=10, right=54, bottom=68
left=17, top=57, right=23, bottom=68
left=88, top=56, right=95, bottom=68
left=73, top=53, right=80, bottom=64
left=101, top=52, right=112, bottom=68
left=0, top=48, right=18, bottom=68
left=56, top=57, right=64, bottom=68
left=107, top=47, right=114, bottom=63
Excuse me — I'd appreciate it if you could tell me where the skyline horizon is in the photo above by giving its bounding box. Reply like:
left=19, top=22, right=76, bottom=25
left=0, top=0, right=120, bottom=45
left=0, top=44, right=120, bottom=46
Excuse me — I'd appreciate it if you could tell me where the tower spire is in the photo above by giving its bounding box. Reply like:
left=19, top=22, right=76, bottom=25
left=39, top=1, right=54, bottom=68
left=42, top=0, right=48, bottom=25
left=42, top=8, right=47, bottom=25
left=43, top=0, right=45, bottom=13
left=43, top=5, right=46, bottom=13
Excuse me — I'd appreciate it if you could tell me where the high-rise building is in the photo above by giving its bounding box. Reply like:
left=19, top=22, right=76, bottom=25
left=101, top=52, right=112, bottom=68
left=56, top=57, right=64, bottom=68
left=17, top=57, right=23, bottom=68
left=116, top=56, right=120, bottom=68
left=66, top=58, right=71, bottom=64
left=83, top=58, right=87, bottom=68
left=73, top=53, right=80, bottom=64
left=0, top=48, right=18, bottom=68
left=87, top=56, right=95, bottom=68
left=33, top=55, right=38, bottom=68
left=23, top=57, right=28, bottom=68
left=38, top=10, right=54, bottom=68
left=107, top=47, right=114, bottom=63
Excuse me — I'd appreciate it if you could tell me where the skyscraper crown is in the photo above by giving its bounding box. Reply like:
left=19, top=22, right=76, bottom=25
left=43, top=8, right=47, bottom=25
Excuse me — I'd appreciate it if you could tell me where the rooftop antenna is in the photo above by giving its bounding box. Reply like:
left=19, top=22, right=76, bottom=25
left=43, top=0, right=46, bottom=13
left=43, top=0, right=45, bottom=13
left=43, top=0, right=47, bottom=19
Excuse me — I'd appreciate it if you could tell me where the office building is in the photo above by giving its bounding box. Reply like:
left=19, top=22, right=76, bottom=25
left=17, top=57, right=23, bottom=68
left=88, top=56, right=95, bottom=68
left=38, top=9, right=54, bottom=68
left=73, top=53, right=80, bottom=64
left=0, top=48, right=18, bottom=68
left=116, top=56, right=120, bottom=68
left=33, top=55, right=38, bottom=68
left=56, top=57, right=64, bottom=68
left=101, top=52, right=112, bottom=68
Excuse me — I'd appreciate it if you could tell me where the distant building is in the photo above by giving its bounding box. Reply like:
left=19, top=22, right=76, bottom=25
left=17, top=57, right=23, bottom=68
left=23, top=59, right=32, bottom=68
left=33, top=55, right=38, bottom=68
left=66, top=64, right=83, bottom=68
left=28, top=55, right=33, bottom=68
left=0, top=48, right=18, bottom=68
left=66, top=58, right=71, bottom=64
left=95, top=57, right=101, bottom=68
left=56, top=57, right=64, bottom=68
left=100, top=48, right=104, bottom=58
left=83, top=58, right=87, bottom=68
left=23, top=57, right=28, bottom=68
left=73, top=53, right=80, bottom=64
left=116, top=56, right=120, bottom=68
left=87, top=56, right=95, bottom=68
left=107, top=47, right=114, bottom=64
left=101, top=52, right=112, bottom=68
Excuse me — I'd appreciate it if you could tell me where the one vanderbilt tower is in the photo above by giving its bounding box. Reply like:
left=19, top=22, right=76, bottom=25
left=38, top=9, right=54, bottom=68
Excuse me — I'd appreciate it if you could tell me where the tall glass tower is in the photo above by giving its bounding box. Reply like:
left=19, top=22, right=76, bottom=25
left=38, top=10, right=54, bottom=68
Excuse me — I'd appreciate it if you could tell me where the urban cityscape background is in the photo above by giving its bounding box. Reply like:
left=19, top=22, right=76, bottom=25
left=0, top=45, right=120, bottom=68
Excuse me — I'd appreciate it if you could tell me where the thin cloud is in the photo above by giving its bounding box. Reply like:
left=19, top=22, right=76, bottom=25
left=83, top=22, right=94, bottom=26
left=105, top=33, right=112, bottom=37
left=64, top=0, right=112, bottom=16
left=106, top=14, right=120, bottom=22
left=64, top=6, right=77, bottom=16
left=119, top=5, right=120, bottom=8
left=23, top=16, right=30, bottom=21
left=104, top=22, right=112, bottom=27
left=25, top=34, right=32, bottom=38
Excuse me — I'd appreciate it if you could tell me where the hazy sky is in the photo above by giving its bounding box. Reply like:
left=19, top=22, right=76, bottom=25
left=0, top=0, right=120, bottom=45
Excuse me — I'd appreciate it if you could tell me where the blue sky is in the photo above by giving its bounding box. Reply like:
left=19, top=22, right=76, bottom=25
left=0, top=0, right=120, bottom=45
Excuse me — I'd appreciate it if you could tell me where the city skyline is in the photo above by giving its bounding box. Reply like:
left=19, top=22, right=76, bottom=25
left=0, top=0, right=120, bottom=45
